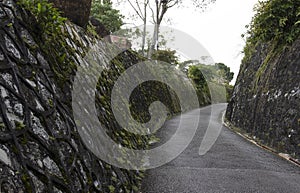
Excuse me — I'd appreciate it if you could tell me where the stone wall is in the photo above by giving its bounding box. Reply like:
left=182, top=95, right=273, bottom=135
left=0, top=0, right=180, bottom=192
left=226, top=38, right=300, bottom=159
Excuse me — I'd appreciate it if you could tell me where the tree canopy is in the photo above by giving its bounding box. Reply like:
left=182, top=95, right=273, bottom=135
left=151, top=49, right=179, bottom=65
left=244, top=0, right=300, bottom=47
left=91, top=0, right=124, bottom=33
left=117, top=0, right=216, bottom=57
left=188, top=62, right=234, bottom=85
left=215, top=63, right=234, bottom=83
left=187, top=62, right=234, bottom=102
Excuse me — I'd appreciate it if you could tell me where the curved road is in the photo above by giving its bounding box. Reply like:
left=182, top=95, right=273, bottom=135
left=141, top=104, right=300, bottom=193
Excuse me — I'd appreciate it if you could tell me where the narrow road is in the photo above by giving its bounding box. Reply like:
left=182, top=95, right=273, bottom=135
left=141, top=104, right=300, bottom=193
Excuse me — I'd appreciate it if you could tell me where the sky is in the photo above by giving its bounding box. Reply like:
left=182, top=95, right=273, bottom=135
left=116, top=0, right=259, bottom=83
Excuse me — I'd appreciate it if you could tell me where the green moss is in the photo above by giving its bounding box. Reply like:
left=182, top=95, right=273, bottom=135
left=21, top=173, right=32, bottom=192
left=0, top=123, right=5, bottom=130
left=20, top=135, right=28, bottom=145
left=7, top=23, right=13, bottom=27
left=12, top=145, right=19, bottom=154
left=111, top=175, right=117, bottom=182
left=108, top=185, right=115, bottom=193
left=15, top=121, right=26, bottom=130
left=86, top=23, right=99, bottom=39
left=132, top=185, right=139, bottom=192
left=253, top=40, right=287, bottom=92
left=48, top=99, right=53, bottom=108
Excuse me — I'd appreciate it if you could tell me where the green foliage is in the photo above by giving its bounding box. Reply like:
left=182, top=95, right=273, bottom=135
left=91, top=0, right=124, bottom=33
left=18, top=0, right=80, bottom=91
left=188, top=63, right=234, bottom=103
left=188, top=65, right=208, bottom=86
left=188, top=65, right=211, bottom=105
left=18, top=0, right=66, bottom=39
left=86, top=23, right=99, bottom=38
left=240, top=0, right=300, bottom=90
left=178, top=60, right=198, bottom=72
left=215, top=63, right=234, bottom=83
left=151, top=49, right=179, bottom=65
left=243, top=0, right=300, bottom=58
left=188, top=63, right=234, bottom=84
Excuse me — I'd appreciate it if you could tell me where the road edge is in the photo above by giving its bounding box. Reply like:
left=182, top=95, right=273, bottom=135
left=221, top=111, right=300, bottom=168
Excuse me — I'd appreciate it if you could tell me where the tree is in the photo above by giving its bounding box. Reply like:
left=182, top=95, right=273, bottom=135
left=187, top=62, right=234, bottom=103
left=49, top=0, right=92, bottom=28
left=178, top=60, right=199, bottom=74
left=215, top=63, right=234, bottom=83
left=187, top=62, right=234, bottom=85
left=125, top=0, right=149, bottom=56
left=147, top=0, right=216, bottom=58
left=91, top=0, right=124, bottom=33
left=151, top=49, right=179, bottom=65
left=188, top=65, right=207, bottom=87
left=117, top=0, right=216, bottom=58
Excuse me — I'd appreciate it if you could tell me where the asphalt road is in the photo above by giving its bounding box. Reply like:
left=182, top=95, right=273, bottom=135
left=141, top=104, right=300, bottom=193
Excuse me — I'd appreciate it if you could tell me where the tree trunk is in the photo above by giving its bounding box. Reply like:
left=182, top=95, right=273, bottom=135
left=49, top=0, right=92, bottom=28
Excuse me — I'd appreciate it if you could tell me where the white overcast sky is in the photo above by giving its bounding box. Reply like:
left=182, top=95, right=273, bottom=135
left=115, top=0, right=259, bottom=83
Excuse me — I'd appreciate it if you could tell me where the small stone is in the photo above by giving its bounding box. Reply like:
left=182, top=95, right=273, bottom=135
left=0, top=86, right=8, bottom=98
left=43, top=156, right=62, bottom=177
left=66, top=25, right=74, bottom=39
left=0, top=147, right=11, bottom=166
left=37, top=52, right=49, bottom=69
left=27, top=50, right=37, bottom=64
left=0, top=50, right=4, bottom=61
left=21, top=28, right=38, bottom=48
left=5, top=34, right=21, bottom=59
left=26, top=79, right=37, bottom=88
left=13, top=103, right=23, bottom=116
left=31, top=113, right=49, bottom=140
left=0, top=7, right=6, bottom=18
left=29, top=172, right=45, bottom=193
left=37, top=160, right=43, bottom=168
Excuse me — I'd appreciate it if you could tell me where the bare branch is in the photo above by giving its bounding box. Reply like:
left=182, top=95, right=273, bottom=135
left=128, top=0, right=144, bottom=20
left=135, top=0, right=143, bottom=17
left=149, top=5, right=156, bottom=24
left=166, top=0, right=179, bottom=9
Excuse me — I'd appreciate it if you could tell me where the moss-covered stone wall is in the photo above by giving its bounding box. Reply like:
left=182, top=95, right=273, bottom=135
left=226, top=38, right=300, bottom=159
left=0, top=0, right=180, bottom=192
